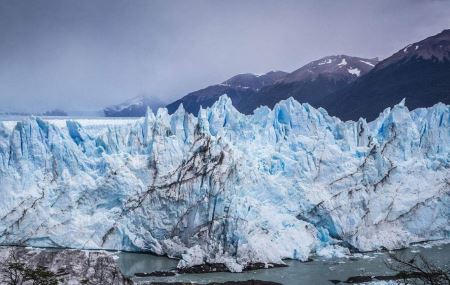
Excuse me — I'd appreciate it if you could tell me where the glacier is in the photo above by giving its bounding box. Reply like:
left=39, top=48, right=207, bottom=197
left=0, top=95, right=449, bottom=272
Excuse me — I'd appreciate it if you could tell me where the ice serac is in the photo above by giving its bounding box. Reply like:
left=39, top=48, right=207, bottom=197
left=0, top=96, right=449, bottom=271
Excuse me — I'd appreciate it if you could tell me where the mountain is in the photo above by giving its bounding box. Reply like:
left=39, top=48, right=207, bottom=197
left=0, top=96, right=448, bottom=271
left=166, top=30, right=450, bottom=121
left=282, top=55, right=377, bottom=83
left=223, top=71, right=288, bottom=89
left=166, top=71, right=287, bottom=114
left=42, top=109, right=68, bottom=116
left=324, top=29, right=450, bottom=121
left=238, top=55, right=378, bottom=113
left=104, top=95, right=164, bottom=117
left=166, top=56, right=378, bottom=115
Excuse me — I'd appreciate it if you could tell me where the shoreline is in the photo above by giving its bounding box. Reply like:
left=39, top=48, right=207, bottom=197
left=1, top=240, right=449, bottom=284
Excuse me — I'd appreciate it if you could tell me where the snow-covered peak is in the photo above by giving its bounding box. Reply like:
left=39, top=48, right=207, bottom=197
left=104, top=95, right=164, bottom=117
left=221, top=70, right=288, bottom=90
left=317, top=58, right=333, bottom=65
left=375, top=29, right=450, bottom=71
left=337, top=58, right=348, bottom=66
left=107, top=95, right=146, bottom=111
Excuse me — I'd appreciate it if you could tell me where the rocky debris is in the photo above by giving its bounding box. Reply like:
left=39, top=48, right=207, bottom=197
left=336, top=272, right=448, bottom=284
left=178, top=262, right=287, bottom=274
left=0, top=246, right=132, bottom=285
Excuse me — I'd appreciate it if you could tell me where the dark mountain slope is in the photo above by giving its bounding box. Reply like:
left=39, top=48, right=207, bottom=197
left=167, top=84, right=258, bottom=115
left=166, top=71, right=287, bottom=114
left=167, top=56, right=377, bottom=115
left=323, top=29, right=450, bottom=121
left=238, top=75, right=350, bottom=114
left=239, top=55, right=378, bottom=113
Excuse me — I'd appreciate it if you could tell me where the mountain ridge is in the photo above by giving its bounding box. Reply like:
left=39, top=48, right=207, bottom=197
left=166, top=55, right=378, bottom=115
left=323, top=29, right=450, bottom=121
left=166, top=70, right=289, bottom=115
left=109, top=29, right=450, bottom=122
left=104, top=95, right=164, bottom=117
left=237, top=55, right=379, bottom=114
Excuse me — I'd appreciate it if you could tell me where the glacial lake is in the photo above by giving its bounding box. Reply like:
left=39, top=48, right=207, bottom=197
left=116, top=242, right=450, bottom=285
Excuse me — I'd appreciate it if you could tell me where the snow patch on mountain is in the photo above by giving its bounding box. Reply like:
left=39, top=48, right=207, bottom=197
left=318, top=58, right=333, bottom=65
left=338, top=58, right=348, bottom=66
left=360, top=60, right=375, bottom=67
left=282, top=55, right=378, bottom=83
left=347, top=67, right=361, bottom=76
left=403, top=44, right=412, bottom=53
left=104, top=95, right=164, bottom=117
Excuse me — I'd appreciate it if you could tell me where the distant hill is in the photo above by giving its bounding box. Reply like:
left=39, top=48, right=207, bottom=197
left=104, top=95, right=164, bottom=117
left=166, top=71, right=287, bottom=114
left=42, top=109, right=68, bottom=116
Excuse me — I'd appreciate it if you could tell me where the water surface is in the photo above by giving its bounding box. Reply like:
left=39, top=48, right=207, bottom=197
left=117, top=242, right=450, bottom=285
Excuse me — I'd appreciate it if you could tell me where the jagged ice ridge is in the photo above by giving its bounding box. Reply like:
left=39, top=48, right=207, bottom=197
left=0, top=96, right=449, bottom=272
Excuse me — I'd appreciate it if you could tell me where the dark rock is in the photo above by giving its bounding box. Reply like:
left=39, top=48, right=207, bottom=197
left=178, top=263, right=229, bottom=274
left=178, top=262, right=287, bottom=274
left=343, top=271, right=445, bottom=283
left=244, top=262, right=288, bottom=271
left=344, top=275, right=374, bottom=283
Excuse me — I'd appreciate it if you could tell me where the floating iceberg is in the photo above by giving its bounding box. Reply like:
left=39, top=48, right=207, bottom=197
left=0, top=95, right=448, bottom=271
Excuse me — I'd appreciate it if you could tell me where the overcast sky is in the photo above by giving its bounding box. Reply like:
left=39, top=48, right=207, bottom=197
left=0, top=0, right=449, bottom=112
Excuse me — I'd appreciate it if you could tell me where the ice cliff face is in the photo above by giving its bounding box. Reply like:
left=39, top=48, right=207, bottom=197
left=0, top=96, right=449, bottom=271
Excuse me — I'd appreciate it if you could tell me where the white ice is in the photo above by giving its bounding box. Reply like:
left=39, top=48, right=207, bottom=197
left=0, top=95, right=449, bottom=271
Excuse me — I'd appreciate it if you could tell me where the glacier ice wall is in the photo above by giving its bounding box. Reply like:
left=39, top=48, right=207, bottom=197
left=0, top=96, right=449, bottom=271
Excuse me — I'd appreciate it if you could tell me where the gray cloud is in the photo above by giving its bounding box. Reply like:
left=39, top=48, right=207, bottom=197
left=0, top=0, right=449, bottom=112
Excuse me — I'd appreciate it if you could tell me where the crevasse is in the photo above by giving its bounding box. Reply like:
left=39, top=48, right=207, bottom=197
left=0, top=95, right=449, bottom=271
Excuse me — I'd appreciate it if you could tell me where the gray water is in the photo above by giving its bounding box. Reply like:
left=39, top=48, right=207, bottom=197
left=117, top=242, right=450, bottom=285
